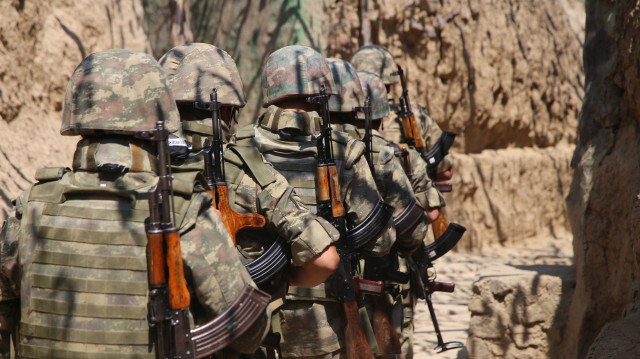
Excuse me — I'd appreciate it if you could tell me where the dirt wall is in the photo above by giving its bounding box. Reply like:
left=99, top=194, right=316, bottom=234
left=0, top=0, right=149, bottom=220
left=564, top=1, right=640, bottom=358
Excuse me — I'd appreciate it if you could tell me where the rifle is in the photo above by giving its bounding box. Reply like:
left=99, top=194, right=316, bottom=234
left=195, top=90, right=291, bottom=286
left=307, top=85, right=378, bottom=359
left=393, top=65, right=425, bottom=152
left=193, top=89, right=266, bottom=245
left=354, top=99, right=405, bottom=358
left=392, top=66, right=457, bottom=189
left=138, top=119, right=270, bottom=358
left=407, top=222, right=466, bottom=353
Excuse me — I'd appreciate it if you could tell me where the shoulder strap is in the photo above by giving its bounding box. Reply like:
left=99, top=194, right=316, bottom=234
left=226, top=146, right=277, bottom=188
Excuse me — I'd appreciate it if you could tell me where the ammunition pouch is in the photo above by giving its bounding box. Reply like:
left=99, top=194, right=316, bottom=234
left=245, top=236, right=291, bottom=285
left=191, top=284, right=270, bottom=357
left=393, top=199, right=425, bottom=237
left=422, top=131, right=456, bottom=179
left=344, top=199, right=395, bottom=250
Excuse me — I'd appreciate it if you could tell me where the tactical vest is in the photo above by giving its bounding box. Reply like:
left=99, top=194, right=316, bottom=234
left=17, top=167, right=200, bottom=359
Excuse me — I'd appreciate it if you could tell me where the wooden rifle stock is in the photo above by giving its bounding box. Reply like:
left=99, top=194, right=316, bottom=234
left=146, top=230, right=167, bottom=286
left=317, top=165, right=331, bottom=202
left=328, top=165, right=346, bottom=218
left=211, top=184, right=266, bottom=245
left=165, top=229, right=191, bottom=309
left=343, top=301, right=375, bottom=359
left=400, top=113, right=425, bottom=151
left=432, top=211, right=449, bottom=241
left=394, top=66, right=426, bottom=152
left=372, top=295, right=402, bottom=356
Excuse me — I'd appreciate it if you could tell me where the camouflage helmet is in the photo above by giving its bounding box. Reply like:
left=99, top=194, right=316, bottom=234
left=326, top=58, right=364, bottom=113
left=159, top=43, right=246, bottom=107
left=357, top=71, right=390, bottom=120
left=61, top=49, right=180, bottom=136
left=261, top=45, right=337, bottom=107
left=350, top=45, right=399, bottom=85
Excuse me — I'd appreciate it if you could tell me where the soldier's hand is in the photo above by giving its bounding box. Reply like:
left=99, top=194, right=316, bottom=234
left=436, top=166, right=453, bottom=181
left=426, top=207, right=440, bottom=223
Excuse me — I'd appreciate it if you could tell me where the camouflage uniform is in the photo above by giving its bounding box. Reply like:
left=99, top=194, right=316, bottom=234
left=350, top=45, right=453, bottom=175
left=232, top=45, right=395, bottom=358
left=159, top=43, right=340, bottom=277
left=0, top=50, right=270, bottom=359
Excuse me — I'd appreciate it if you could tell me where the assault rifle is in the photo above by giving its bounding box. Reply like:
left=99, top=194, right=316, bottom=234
left=307, top=85, right=381, bottom=359
left=193, top=89, right=266, bottom=244
left=139, top=118, right=270, bottom=358
left=194, top=89, right=291, bottom=286
left=391, top=65, right=456, bottom=189
left=354, top=98, right=406, bottom=358
left=408, top=222, right=466, bottom=353
left=393, top=65, right=425, bottom=151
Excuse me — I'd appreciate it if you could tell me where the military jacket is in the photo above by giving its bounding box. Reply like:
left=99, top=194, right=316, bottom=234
left=0, top=138, right=269, bottom=358
left=233, top=106, right=395, bottom=357
left=380, top=103, right=453, bottom=174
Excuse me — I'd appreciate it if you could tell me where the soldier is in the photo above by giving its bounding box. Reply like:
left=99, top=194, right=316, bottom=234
left=158, top=43, right=341, bottom=292
left=325, top=58, right=438, bottom=357
left=0, top=49, right=270, bottom=358
left=232, top=45, right=395, bottom=358
left=327, top=58, right=438, bottom=250
left=350, top=45, right=454, bottom=181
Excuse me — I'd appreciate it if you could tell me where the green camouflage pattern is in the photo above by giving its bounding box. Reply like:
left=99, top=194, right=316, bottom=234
left=223, top=145, right=340, bottom=266
left=354, top=71, right=442, bottom=209
left=325, top=58, right=364, bottom=113
left=169, top=110, right=340, bottom=268
left=333, top=123, right=429, bottom=252
left=262, top=45, right=337, bottom=107
left=379, top=103, right=454, bottom=175
left=159, top=43, right=247, bottom=107
left=350, top=45, right=399, bottom=86
left=61, top=49, right=180, bottom=136
left=277, top=300, right=345, bottom=357
left=171, top=141, right=341, bottom=267
left=0, top=140, right=269, bottom=357
left=249, top=106, right=395, bottom=256
left=356, top=71, right=390, bottom=120
left=234, top=106, right=395, bottom=357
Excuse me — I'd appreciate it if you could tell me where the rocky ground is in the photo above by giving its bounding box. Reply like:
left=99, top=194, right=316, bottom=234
left=412, top=234, right=574, bottom=359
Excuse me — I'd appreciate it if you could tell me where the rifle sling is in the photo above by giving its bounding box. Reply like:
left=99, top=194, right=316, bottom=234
left=422, top=131, right=456, bottom=174
left=393, top=199, right=425, bottom=237
left=344, top=199, right=394, bottom=250
left=244, top=236, right=292, bottom=285
left=422, top=222, right=466, bottom=262
left=191, top=284, right=270, bottom=358
left=226, top=146, right=277, bottom=188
